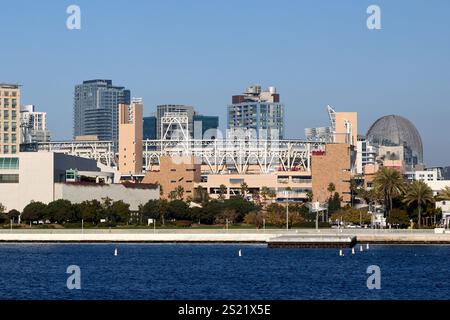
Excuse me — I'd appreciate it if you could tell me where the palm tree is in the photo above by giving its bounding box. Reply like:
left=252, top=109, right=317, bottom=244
left=194, top=186, right=209, bottom=204
left=218, top=184, right=227, bottom=201
left=436, top=186, right=450, bottom=201
left=403, top=180, right=434, bottom=229
left=175, top=186, right=185, bottom=200
left=327, top=183, right=336, bottom=198
left=240, top=182, right=249, bottom=198
left=373, top=167, right=405, bottom=217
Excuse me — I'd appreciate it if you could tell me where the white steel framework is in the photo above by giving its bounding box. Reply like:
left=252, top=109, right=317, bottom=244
left=38, top=139, right=326, bottom=174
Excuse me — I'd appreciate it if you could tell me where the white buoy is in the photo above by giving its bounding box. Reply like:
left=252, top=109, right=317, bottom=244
left=114, top=248, right=118, bottom=256
left=366, top=243, right=370, bottom=250
left=360, top=245, right=363, bottom=252
left=351, top=247, right=355, bottom=255
left=339, top=249, right=344, bottom=257
left=238, top=250, right=242, bottom=257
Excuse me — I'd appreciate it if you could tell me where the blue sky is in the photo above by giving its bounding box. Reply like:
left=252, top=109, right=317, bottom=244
left=1, top=0, right=449, bottom=166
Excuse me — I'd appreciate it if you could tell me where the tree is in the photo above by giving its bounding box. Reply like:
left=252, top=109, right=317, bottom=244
left=240, top=182, right=249, bottom=198
left=175, top=186, right=185, bottom=200
left=140, top=199, right=161, bottom=222
left=349, top=178, right=358, bottom=206
left=45, top=199, right=75, bottom=223
left=387, top=209, right=410, bottom=228
left=436, top=186, right=450, bottom=202
left=218, top=184, right=227, bottom=201
left=373, top=167, right=405, bottom=217
left=22, top=201, right=47, bottom=223
left=157, top=199, right=169, bottom=225
left=330, top=208, right=372, bottom=225
left=101, top=198, right=130, bottom=224
left=327, top=183, right=336, bottom=198
left=0, top=203, right=6, bottom=224
left=109, top=200, right=131, bottom=224
left=244, top=211, right=265, bottom=228
left=328, top=192, right=342, bottom=215
left=167, top=200, right=190, bottom=221
left=78, top=200, right=104, bottom=223
left=7, top=209, right=20, bottom=224
left=194, top=186, right=209, bottom=204
left=168, top=190, right=178, bottom=201
left=223, top=196, right=255, bottom=223
left=403, top=180, right=434, bottom=229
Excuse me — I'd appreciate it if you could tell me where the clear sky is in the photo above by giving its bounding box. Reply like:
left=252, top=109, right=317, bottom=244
left=1, top=0, right=449, bottom=166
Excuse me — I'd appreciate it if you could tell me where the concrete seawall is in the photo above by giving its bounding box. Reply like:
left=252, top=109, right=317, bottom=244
left=1, top=229, right=450, bottom=244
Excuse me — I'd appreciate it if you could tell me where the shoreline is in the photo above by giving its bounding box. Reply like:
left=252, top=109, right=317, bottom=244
left=1, top=229, right=450, bottom=245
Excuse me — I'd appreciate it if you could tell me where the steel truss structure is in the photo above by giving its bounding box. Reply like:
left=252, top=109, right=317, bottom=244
left=38, top=139, right=326, bottom=174
left=38, top=140, right=115, bottom=167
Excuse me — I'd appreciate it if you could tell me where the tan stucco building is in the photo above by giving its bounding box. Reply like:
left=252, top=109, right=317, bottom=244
left=142, top=155, right=201, bottom=200
left=118, top=100, right=143, bottom=175
left=311, top=143, right=355, bottom=204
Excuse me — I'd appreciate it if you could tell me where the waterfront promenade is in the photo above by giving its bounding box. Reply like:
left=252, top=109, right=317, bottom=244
left=1, top=228, right=450, bottom=244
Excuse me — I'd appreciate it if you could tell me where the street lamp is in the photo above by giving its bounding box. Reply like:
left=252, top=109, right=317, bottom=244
left=285, top=190, right=290, bottom=231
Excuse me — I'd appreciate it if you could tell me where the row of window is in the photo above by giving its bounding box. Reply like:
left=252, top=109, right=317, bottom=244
left=0, top=157, right=19, bottom=169
left=1, top=123, right=17, bottom=131
left=0, top=145, right=17, bottom=154
left=0, top=91, right=18, bottom=97
left=0, top=98, right=17, bottom=106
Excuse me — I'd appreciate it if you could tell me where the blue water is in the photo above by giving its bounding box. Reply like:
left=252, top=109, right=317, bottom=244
left=0, top=244, right=448, bottom=300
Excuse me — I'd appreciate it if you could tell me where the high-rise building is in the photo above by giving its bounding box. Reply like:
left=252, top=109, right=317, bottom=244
left=20, top=105, right=50, bottom=144
left=193, top=115, right=219, bottom=139
left=143, top=115, right=157, bottom=140
left=73, top=80, right=130, bottom=145
left=227, top=85, right=284, bottom=139
left=155, top=104, right=219, bottom=140
left=118, top=98, right=143, bottom=175
left=156, top=105, right=196, bottom=139
left=0, top=84, right=20, bottom=154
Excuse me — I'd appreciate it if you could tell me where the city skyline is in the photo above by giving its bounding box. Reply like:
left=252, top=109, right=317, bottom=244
left=1, top=0, right=450, bottom=165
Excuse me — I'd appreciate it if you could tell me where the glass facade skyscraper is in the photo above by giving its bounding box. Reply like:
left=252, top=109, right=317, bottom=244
left=73, top=80, right=130, bottom=145
left=193, top=115, right=219, bottom=139
left=143, top=116, right=157, bottom=140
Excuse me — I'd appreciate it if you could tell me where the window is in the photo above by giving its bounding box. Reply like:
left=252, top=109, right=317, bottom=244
left=0, top=157, right=19, bottom=169
left=170, top=169, right=176, bottom=172
left=186, top=168, right=196, bottom=172
left=0, top=174, right=19, bottom=183
left=3, top=146, right=8, bottom=153
left=3, top=133, right=8, bottom=143
left=11, top=146, right=16, bottom=154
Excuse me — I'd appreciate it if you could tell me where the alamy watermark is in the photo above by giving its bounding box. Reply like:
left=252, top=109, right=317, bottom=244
left=66, top=5, right=81, bottom=30
left=366, top=265, right=381, bottom=290
left=367, top=5, right=381, bottom=30
left=66, top=265, right=81, bottom=290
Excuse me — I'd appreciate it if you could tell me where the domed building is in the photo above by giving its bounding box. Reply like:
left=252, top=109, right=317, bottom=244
left=366, top=115, right=423, bottom=165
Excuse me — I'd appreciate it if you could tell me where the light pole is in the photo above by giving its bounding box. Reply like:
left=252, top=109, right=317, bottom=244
left=285, top=190, right=290, bottom=231
left=81, top=219, right=84, bottom=234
